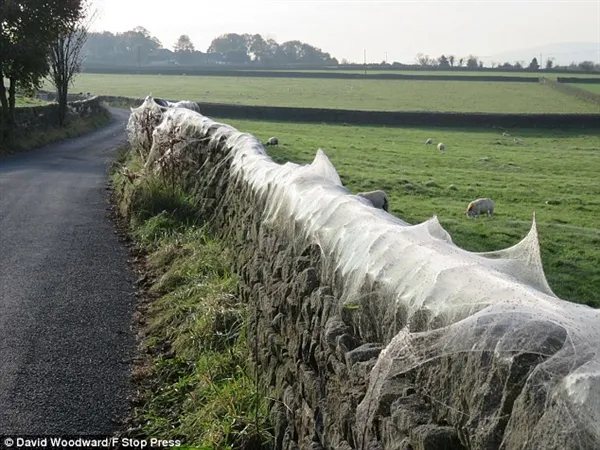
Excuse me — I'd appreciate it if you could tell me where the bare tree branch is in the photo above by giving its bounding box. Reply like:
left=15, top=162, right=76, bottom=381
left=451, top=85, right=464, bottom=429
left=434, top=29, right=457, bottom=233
left=48, top=1, right=97, bottom=126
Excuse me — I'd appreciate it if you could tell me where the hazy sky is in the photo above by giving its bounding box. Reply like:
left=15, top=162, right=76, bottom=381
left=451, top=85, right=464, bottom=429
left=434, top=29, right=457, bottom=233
left=89, top=0, right=600, bottom=63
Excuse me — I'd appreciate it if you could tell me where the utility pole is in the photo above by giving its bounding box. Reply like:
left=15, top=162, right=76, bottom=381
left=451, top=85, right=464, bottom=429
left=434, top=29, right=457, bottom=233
left=364, top=49, right=367, bottom=75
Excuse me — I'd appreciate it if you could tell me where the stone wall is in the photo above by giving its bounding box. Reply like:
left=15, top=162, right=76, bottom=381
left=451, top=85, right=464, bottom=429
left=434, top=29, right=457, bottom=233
left=7, top=96, right=107, bottom=136
left=127, top=99, right=600, bottom=450
left=100, top=94, right=600, bottom=129
left=540, top=77, right=600, bottom=105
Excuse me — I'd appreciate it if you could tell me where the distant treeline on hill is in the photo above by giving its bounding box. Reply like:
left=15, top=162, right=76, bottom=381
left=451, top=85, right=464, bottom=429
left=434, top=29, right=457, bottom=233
left=83, top=27, right=600, bottom=74
left=84, top=28, right=338, bottom=67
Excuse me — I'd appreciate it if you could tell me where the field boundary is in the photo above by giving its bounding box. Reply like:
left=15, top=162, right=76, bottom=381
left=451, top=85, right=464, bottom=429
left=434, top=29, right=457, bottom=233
left=558, top=77, right=600, bottom=84
left=83, top=66, right=547, bottom=82
left=540, top=77, right=600, bottom=106
left=99, top=95, right=600, bottom=129
left=125, top=100, right=600, bottom=449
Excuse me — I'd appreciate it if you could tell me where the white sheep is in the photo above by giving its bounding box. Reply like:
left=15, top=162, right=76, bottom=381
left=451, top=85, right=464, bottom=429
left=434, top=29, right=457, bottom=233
left=265, top=136, right=279, bottom=146
left=425, top=138, right=433, bottom=145
left=437, top=142, right=446, bottom=152
left=356, top=190, right=389, bottom=212
left=466, top=198, right=494, bottom=218
left=502, top=131, right=511, bottom=137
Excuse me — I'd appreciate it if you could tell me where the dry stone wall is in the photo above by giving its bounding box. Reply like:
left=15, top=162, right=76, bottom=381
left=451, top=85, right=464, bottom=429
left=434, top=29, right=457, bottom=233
left=128, top=97, right=600, bottom=450
left=540, top=77, right=600, bottom=105
left=8, top=96, right=107, bottom=136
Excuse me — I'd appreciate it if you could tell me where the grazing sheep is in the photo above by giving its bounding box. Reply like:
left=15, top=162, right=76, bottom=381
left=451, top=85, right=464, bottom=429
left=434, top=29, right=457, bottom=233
left=502, top=131, right=511, bottom=136
left=356, top=190, right=389, bottom=212
left=425, top=138, right=433, bottom=145
left=265, top=136, right=279, bottom=146
left=437, top=142, right=446, bottom=152
left=466, top=197, right=494, bottom=218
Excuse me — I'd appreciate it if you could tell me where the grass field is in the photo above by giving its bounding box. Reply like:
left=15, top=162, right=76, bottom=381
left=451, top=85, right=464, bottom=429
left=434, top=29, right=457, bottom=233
left=573, top=83, right=600, bottom=94
left=15, top=96, right=48, bottom=107
left=55, top=73, right=599, bottom=114
left=212, top=117, right=600, bottom=307
left=250, top=69, right=600, bottom=79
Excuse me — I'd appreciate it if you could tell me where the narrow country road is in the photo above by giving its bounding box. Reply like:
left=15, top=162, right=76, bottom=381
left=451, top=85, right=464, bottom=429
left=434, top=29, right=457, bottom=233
left=0, top=108, right=135, bottom=435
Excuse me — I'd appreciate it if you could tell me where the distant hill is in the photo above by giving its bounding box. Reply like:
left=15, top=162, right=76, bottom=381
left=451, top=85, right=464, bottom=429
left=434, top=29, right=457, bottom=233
left=485, top=42, right=600, bottom=67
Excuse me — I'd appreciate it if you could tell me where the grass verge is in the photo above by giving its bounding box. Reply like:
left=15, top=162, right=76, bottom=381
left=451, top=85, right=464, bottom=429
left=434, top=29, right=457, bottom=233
left=1, top=109, right=112, bottom=156
left=110, top=145, right=272, bottom=450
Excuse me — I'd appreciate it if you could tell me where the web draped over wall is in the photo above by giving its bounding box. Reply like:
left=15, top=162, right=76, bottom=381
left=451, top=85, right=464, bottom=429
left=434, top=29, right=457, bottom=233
left=127, top=96, right=600, bottom=449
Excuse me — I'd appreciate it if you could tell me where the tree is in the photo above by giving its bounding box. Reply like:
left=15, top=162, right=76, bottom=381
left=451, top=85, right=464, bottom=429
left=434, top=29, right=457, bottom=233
left=466, top=55, right=479, bottom=69
left=223, top=49, right=250, bottom=64
left=49, top=2, right=95, bottom=126
left=174, top=34, right=194, bottom=53
left=438, top=55, right=450, bottom=68
left=263, top=38, right=280, bottom=64
left=206, top=33, right=337, bottom=65
left=1, top=0, right=83, bottom=141
left=121, top=27, right=161, bottom=66
left=528, top=57, right=540, bottom=70
left=82, top=28, right=162, bottom=65
left=458, top=57, right=464, bottom=67
left=208, top=33, right=249, bottom=55
left=578, top=61, right=595, bottom=73
left=513, top=61, right=523, bottom=69
left=448, top=55, right=455, bottom=67
left=247, top=34, right=268, bottom=62
left=416, top=53, right=434, bottom=67
left=545, top=57, right=554, bottom=70
left=278, top=40, right=303, bottom=63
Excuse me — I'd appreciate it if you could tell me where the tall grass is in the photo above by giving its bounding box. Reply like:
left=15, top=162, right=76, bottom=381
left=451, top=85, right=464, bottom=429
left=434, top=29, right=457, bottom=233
left=111, top=146, right=272, bottom=449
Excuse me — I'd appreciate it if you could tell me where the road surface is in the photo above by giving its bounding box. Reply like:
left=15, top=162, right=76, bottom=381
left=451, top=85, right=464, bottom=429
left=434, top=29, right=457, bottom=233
left=0, top=108, right=135, bottom=435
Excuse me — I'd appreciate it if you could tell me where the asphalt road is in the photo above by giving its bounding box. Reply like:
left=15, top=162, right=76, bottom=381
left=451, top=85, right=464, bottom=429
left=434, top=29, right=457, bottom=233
left=0, top=108, right=135, bottom=435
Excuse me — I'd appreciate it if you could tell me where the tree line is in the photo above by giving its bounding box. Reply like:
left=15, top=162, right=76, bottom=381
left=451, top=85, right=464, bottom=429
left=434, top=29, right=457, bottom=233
left=82, top=27, right=599, bottom=74
left=83, top=29, right=339, bottom=66
left=412, top=53, right=599, bottom=73
left=1, top=0, right=92, bottom=143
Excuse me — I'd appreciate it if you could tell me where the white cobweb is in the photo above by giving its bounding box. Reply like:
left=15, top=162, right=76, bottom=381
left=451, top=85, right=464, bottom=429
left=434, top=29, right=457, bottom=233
left=128, top=95, right=600, bottom=449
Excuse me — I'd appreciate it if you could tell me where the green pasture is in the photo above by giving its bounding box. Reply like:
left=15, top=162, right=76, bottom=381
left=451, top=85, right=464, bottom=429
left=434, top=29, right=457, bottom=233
left=56, top=73, right=599, bottom=113
left=15, top=96, right=48, bottom=107
left=250, top=69, right=600, bottom=78
left=573, top=84, right=600, bottom=94
left=212, top=117, right=600, bottom=307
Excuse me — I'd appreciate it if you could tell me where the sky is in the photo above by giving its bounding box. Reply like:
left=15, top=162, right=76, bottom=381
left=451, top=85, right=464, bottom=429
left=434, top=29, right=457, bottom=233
left=89, top=0, right=600, bottom=64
